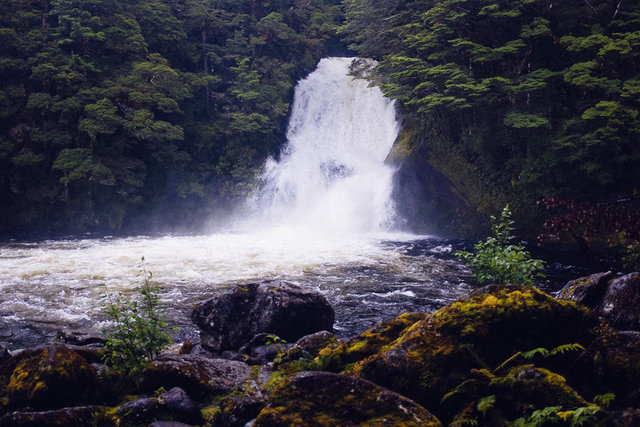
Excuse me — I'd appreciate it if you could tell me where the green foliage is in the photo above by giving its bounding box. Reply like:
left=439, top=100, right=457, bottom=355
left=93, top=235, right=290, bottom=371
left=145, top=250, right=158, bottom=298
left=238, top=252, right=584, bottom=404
left=102, top=258, right=173, bottom=375
left=476, top=394, right=496, bottom=416
left=522, top=343, right=585, bottom=360
left=345, top=0, right=640, bottom=242
left=456, top=205, right=546, bottom=286
left=592, top=393, right=615, bottom=409
left=514, top=405, right=601, bottom=426
left=0, top=0, right=343, bottom=235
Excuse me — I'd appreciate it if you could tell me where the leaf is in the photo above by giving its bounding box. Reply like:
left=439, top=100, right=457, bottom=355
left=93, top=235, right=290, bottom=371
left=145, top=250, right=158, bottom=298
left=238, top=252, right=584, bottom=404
left=477, top=395, right=496, bottom=416
left=522, top=347, right=549, bottom=359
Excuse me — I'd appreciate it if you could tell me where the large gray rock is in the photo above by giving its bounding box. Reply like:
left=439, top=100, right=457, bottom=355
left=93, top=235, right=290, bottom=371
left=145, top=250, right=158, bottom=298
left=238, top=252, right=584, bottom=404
left=557, top=271, right=614, bottom=307
left=558, top=272, right=640, bottom=331
left=115, top=387, right=202, bottom=425
left=191, top=280, right=334, bottom=352
left=596, top=272, right=640, bottom=330
left=139, top=354, right=251, bottom=399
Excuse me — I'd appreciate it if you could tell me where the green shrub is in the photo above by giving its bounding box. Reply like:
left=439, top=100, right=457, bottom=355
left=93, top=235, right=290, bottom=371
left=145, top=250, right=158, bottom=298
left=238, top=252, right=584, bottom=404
left=456, top=205, right=545, bottom=286
left=102, top=258, right=173, bottom=374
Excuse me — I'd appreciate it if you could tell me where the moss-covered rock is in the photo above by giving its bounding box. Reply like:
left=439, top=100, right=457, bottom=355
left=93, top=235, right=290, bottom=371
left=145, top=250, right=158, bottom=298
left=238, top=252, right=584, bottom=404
left=429, top=284, right=593, bottom=365
left=139, top=354, right=251, bottom=400
left=557, top=271, right=614, bottom=308
left=317, top=312, right=427, bottom=370
left=316, top=285, right=596, bottom=422
left=0, top=405, right=113, bottom=426
left=2, top=344, right=102, bottom=411
left=253, top=371, right=442, bottom=426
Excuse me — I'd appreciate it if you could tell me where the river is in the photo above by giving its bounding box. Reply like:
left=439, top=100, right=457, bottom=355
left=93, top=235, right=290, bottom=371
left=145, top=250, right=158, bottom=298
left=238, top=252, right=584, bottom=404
left=0, top=58, right=578, bottom=350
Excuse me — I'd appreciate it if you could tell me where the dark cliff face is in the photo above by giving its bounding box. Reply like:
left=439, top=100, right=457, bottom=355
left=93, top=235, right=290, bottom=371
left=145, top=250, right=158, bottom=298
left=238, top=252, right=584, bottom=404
left=388, top=124, right=486, bottom=238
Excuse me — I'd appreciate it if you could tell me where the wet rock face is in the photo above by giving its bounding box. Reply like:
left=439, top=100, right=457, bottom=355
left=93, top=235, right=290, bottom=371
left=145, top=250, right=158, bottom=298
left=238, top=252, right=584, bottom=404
left=596, top=272, right=640, bottom=330
left=139, top=354, right=251, bottom=400
left=191, top=280, right=335, bottom=353
left=558, top=272, right=640, bottom=331
left=557, top=271, right=614, bottom=307
left=254, top=371, right=442, bottom=426
left=2, top=343, right=102, bottom=411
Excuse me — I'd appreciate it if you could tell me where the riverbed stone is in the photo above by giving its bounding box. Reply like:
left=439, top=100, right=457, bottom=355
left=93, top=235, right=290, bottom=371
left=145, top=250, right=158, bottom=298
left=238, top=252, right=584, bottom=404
left=596, top=272, right=640, bottom=330
left=0, top=405, right=108, bottom=426
left=253, top=371, right=442, bottom=426
left=2, top=343, right=103, bottom=410
left=139, top=354, right=251, bottom=400
left=279, top=330, right=337, bottom=363
left=115, top=387, right=201, bottom=425
left=191, top=280, right=334, bottom=353
left=212, top=395, right=266, bottom=427
left=557, top=271, right=614, bottom=307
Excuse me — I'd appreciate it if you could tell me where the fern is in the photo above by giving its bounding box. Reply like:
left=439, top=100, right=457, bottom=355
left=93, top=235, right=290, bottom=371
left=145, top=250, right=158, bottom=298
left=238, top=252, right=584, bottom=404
left=572, top=406, right=600, bottom=426
left=593, top=393, right=615, bottom=409
left=477, top=395, right=496, bottom=416
left=529, top=406, right=562, bottom=424
left=549, top=343, right=585, bottom=356
left=521, top=343, right=584, bottom=360
left=522, top=347, right=550, bottom=359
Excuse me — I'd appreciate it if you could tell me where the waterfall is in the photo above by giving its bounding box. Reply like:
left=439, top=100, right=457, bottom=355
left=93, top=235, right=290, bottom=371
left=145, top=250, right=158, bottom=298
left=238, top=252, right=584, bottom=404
left=246, top=57, right=401, bottom=235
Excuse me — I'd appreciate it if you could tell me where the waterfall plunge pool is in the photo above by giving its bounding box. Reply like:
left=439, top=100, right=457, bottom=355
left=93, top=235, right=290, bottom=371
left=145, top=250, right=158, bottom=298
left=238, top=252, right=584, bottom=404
left=0, top=232, right=473, bottom=349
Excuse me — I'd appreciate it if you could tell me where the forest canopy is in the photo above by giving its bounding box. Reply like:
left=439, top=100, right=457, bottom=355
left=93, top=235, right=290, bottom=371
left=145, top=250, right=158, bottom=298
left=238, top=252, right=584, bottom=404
left=0, top=0, right=342, bottom=234
left=342, top=0, right=640, bottom=251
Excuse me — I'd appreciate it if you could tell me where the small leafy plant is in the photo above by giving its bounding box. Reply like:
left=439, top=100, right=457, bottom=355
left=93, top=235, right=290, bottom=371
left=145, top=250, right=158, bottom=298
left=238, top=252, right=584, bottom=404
left=456, top=205, right=545, bottom=286
left=102, top=257, right=174, bottom=374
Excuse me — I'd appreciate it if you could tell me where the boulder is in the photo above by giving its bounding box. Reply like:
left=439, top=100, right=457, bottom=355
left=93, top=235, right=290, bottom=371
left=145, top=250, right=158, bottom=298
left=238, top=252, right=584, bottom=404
left=253, top=371, right=442, bottom=426
left=191, top=280, right=334, bottom=353
left=55, top=330, right=106, bottom=348
left=139, top=354, right=251, bottom=400
left=115, top=397, right=160, bottom=425
left=115, top=387, right=201, bottom=425
left=239, top=333, right=293, bottom=364
left=212, top=395, right=266, bottom=427
left=158, top=387, right=201, bottom=424
left=279, top=330, right=337, bottom=363
left=0, top=406, right=107, bottom=426
left=557, top=271, right=614, bottom=307
left=318, top=285, right=594, bottom=422
left=596, top=272, right=640, bottom=330
left=2, top=343, right=103, bottom=410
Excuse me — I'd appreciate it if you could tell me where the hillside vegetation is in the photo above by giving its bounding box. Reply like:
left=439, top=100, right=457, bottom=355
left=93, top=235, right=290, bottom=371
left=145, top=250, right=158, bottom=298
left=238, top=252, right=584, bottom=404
left=0, top=0, right=341, bottom=234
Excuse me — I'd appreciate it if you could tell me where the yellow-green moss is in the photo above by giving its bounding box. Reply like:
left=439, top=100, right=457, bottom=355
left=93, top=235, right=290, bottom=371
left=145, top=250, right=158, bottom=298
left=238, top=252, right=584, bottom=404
left=6, top=344, right=100, bottom=409
left=317, top=312, right=427, bottom=371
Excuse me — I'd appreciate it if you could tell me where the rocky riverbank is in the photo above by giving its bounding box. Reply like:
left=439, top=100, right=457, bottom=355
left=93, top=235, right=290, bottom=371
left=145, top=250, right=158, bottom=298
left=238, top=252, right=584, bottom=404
left=1, top=275, right=640, bottom=426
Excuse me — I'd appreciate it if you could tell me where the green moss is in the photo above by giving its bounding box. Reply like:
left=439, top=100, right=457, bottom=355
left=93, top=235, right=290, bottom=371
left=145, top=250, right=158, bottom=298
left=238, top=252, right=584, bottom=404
left=254, top=373, right=442, bottom=426
left=6, top=344, right=101, bottom=410
left=317, top=312, right=427, bottom=371
left=429, top=285, right=592, bottom=365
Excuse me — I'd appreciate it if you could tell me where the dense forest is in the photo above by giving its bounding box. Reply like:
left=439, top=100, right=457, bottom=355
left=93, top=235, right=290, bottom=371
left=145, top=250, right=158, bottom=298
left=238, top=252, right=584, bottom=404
left=1, top=0, right=639, bottom=261
left=0, top=0, right=342, bottom=234
left=343, top=0, right=640, bottom=260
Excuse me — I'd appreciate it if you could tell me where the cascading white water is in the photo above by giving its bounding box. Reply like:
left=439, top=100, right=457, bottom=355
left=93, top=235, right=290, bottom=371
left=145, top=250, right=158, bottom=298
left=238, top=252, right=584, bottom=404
left=246, top=57, right=400, bottom=235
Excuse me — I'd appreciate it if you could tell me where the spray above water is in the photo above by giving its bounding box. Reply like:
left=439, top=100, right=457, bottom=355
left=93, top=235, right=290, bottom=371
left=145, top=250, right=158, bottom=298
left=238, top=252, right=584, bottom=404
left=245, top=57, right=401, bottom=236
